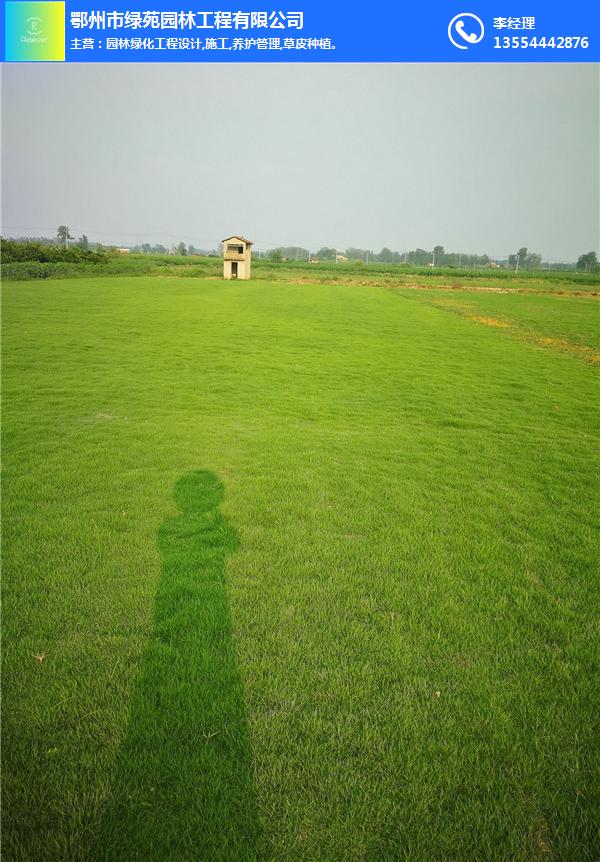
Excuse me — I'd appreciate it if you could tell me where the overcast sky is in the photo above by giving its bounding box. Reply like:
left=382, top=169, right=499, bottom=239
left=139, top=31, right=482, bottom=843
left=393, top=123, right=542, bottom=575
left=2, top=63, right=598, bottom=259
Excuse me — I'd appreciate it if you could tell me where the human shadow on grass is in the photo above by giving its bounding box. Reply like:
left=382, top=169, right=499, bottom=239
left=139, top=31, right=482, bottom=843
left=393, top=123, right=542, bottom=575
left=98, top=471, right=260, bottom=862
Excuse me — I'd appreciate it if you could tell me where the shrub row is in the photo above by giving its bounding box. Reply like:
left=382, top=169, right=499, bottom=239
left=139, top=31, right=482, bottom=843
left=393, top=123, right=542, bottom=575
left=1, top=239, right=107, bottom=264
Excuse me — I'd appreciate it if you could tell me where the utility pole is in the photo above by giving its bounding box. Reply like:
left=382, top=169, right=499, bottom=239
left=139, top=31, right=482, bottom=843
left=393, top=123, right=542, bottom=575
left=515, top=253, right=520, bottom=274
left=432, top=249, right=436, bottom=268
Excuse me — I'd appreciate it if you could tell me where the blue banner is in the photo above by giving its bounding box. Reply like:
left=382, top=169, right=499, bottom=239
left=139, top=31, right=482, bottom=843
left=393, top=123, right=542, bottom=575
left=2, top=0, right=598, bottom=62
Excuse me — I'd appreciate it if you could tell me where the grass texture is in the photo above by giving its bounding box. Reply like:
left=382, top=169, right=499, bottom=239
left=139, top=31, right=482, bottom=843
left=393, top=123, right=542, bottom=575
left=2, top=276, right=599, bottom=861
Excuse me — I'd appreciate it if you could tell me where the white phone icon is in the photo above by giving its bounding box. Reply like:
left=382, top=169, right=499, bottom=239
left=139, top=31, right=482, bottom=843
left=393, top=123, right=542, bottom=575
left=448, top=13, right=485, bottom=49
left=455, top=19, right=479, bottom=43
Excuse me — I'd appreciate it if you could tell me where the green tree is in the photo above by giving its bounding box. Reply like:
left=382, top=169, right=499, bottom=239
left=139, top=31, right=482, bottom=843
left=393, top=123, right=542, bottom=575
left=78, top=234, right=89, bottom=250
left=268, top=246, right=309, bottom=261
left=577, top=251, right=599, bottom=272
left=177, top=242, right=187, bottom=256
left=57, top=225, right=72, bottom=248
left=413, top=248, right=430, bottom=266
left=377, top=247, right=394, bottom=263
left=315, top=247, right=336, bottom=261
left=433, top=245, right=445, bottom=266
left=508, top=247, right=542, bottom=270
left=345, top=247, right=369, bottom=261
left=509, top=247, right=527, bottom=268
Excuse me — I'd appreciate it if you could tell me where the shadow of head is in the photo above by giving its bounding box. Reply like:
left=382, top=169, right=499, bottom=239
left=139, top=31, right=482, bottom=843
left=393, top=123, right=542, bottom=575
left=173, top=470, right=224, bottom=513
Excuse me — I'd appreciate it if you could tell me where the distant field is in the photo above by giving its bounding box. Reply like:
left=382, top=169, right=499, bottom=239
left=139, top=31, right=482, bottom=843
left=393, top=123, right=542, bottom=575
left=3, top=275, right=599, bottom=861
left=2, top=250, right=599, bottom=292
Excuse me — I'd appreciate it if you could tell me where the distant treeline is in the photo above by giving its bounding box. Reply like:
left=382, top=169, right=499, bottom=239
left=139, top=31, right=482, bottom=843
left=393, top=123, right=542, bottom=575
left=2, top=243, right=598, bottom=285
left=264, top=244, right=580, bottom=271
left=1, top=239, right=106, bottom=264
left=6, top=236, right=217, bottom=258
left=3, top=237, right=596, bottom=273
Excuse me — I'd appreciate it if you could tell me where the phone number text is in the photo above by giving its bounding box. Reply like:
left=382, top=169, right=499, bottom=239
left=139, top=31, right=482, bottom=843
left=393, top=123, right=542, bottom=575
left=494, top=35, right=589, bottom=49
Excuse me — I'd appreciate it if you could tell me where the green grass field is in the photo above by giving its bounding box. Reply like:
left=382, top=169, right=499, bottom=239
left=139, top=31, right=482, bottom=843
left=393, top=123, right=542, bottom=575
left=3, top=275, right=599, bottom=861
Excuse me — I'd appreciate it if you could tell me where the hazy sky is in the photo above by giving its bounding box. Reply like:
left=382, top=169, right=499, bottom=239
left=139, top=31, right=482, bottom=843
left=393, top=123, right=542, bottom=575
left=2, top=63, right=598, bottom=258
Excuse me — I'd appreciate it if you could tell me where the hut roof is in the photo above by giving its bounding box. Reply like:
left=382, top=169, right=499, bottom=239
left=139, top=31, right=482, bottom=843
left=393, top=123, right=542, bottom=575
left=222, top=235, right=253, bottom=245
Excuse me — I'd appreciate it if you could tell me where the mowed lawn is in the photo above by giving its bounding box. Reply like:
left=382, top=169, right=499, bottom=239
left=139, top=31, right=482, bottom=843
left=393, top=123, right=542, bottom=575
left=2, top=277, right=598, bottom=862
left=397, top=287, right=600, bottom=354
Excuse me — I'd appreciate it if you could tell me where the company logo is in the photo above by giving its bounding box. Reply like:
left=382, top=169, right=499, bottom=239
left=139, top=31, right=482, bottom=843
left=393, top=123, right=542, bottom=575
left=22, top=15, right=47, bottom=45
left=26, top=16, right=44, bottom=36
left=5, top=2, right=65, bottom=61
left=448, top=13, right=485, bottom=49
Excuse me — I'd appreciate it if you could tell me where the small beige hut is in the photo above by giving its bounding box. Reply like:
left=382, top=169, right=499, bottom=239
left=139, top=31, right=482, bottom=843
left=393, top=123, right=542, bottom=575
left=223, top=235, right=253, bottom=280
